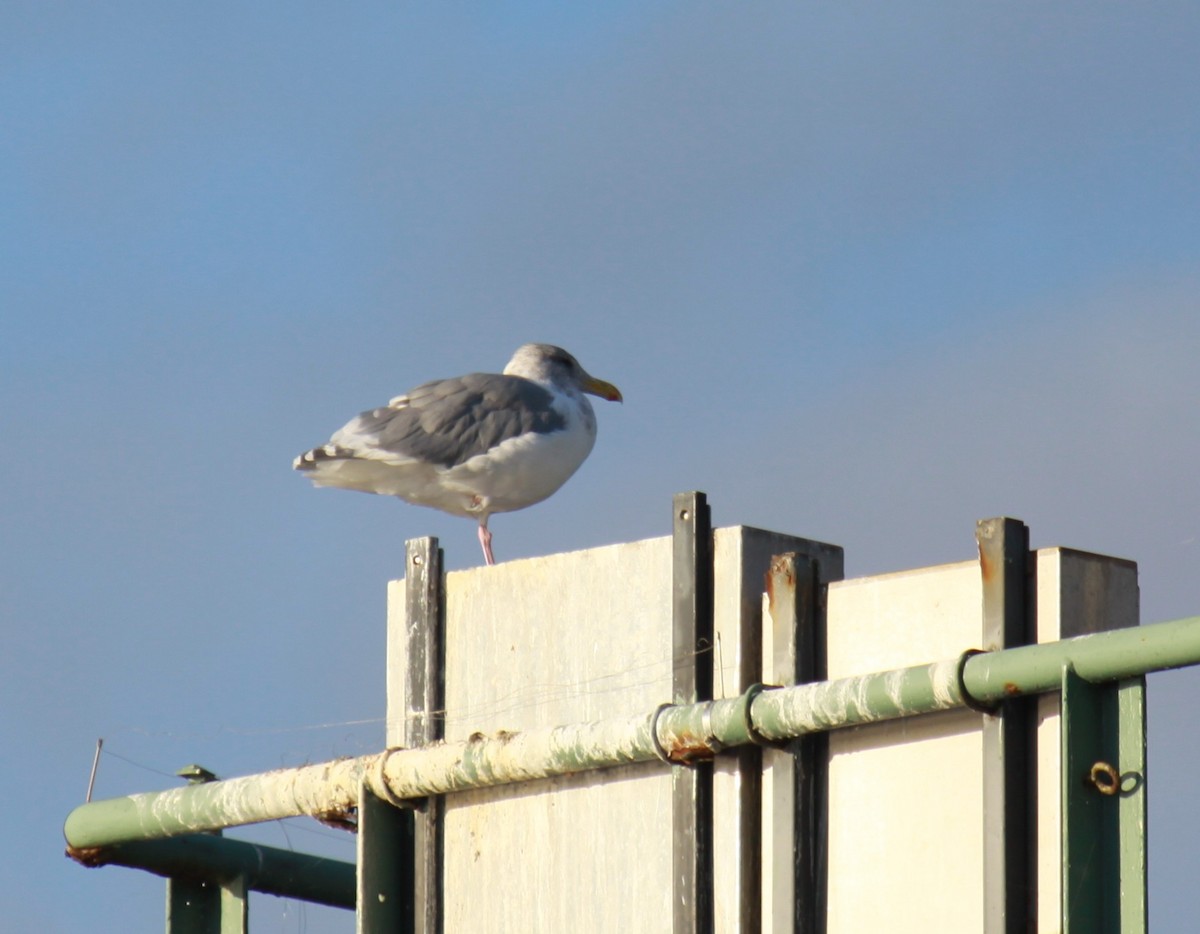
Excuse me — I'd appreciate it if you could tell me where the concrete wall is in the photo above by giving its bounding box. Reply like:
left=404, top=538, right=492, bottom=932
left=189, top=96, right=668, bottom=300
left=386, top=530, right=1137, bottom=932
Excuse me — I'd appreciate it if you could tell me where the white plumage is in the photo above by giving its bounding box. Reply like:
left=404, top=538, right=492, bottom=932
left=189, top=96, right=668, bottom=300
left=294, top=344, right=622, bottom=565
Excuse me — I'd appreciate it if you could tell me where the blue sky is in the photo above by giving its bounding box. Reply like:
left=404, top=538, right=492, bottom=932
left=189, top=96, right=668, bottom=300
left=3, top=3, right=1199, bottom=930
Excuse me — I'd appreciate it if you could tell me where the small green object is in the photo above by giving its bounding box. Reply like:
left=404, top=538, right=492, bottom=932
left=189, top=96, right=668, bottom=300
left=176, top=765, right=219, bottom=785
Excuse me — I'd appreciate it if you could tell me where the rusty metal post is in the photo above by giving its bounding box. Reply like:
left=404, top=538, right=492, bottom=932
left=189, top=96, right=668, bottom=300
left=402, top=537, right=444, bottom=934
left=977, top=517, right=1035, bottom=934
left=672, top=492, right=714, bottom=934
left=764, top=544, right=842, bottom=934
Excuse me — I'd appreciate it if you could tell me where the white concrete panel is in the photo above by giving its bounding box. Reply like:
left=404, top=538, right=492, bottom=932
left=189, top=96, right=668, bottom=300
left=825, top=560, right=985, bottom=932
left=822, top=548, right=1138, bottom=934
left=438, top=537, right=673, bottom=934
left=386, top=530, right=1137, bottom=933
left=388, top=528, right=817, bottom=933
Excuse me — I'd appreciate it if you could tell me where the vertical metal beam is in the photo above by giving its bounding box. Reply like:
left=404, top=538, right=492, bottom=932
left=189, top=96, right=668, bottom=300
left=166, top=876, right=245, bottom=934
left=219, top=876, right=248, bottom=934
left=166, top=878, right=219, bottom=934
left=735, top=530, right=841, bottom=933
left=1061, top=666, right=1116, bottom=932
left=672, top=492, right=714, bottom=934
left=977, top=517, right=1035, bottom=934
left=1117, top=678, right=1147, bottom=932
left=733, top=566, right=763, bottom=934
left=1061, top=667, right=1147, bottom=934
left=764, top=552, right=828, bottom=933
left=166, top=767, right=236, bottom=934
left=357, top=783, right=415, bottom=934
left=404, top=537, right=444, bottom=934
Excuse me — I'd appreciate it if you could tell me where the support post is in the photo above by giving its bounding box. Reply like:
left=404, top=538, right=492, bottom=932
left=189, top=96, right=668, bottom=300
left=166, top=878, right=218, bottom=934
left=358, top=783, right=415, bottom=934
left=165, top=875, right=246, bottom=934
left=672, top=492, right=714, bottom=934
left=764, top=543, right=841, bottom=933
left=165, top=767, right=245, bottom=934
left=977, top=517, right=1035, bottom=933
left=219, top=877, right=248, bottom=934
left=1061, top=667, right=1147, bottom=933
left=402, top=537, right=444, bottom=934
left=764, top=554, right=821, bottom=933
left=1116, top=678, right=1148, bottom=931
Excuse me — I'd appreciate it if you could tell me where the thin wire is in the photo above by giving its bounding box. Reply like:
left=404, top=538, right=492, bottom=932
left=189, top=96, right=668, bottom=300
left=97, top=642, right=719, bottom=747
left=427, top=643, right=718, bottom=725
left=85, top=738, right=103, bottom=802
left=273, top=818, right=357, bottom=845
left=121, top=716, right=385, bottom=741
left=100, top=747, right=183, bottom=781
left=716, top=633, right=726, bottom=699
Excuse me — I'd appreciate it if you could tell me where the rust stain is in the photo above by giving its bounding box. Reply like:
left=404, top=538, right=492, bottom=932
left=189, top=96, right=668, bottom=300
left=1003, top=682, right=1022, bottom=696
left=665, top=742, right=717, bottom=765
left=978, top=542, right=996, bottom=583
left=661, top=727, right=719, bottom=765
left=66, top=846, right=109, bottom=868
left=315, top=808, right=358, bottom=832
left=765, top=556, right=795, bottom=613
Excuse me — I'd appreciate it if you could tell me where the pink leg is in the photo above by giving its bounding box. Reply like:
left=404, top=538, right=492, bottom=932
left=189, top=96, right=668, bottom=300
left=478, top=520, right=495, bottom=566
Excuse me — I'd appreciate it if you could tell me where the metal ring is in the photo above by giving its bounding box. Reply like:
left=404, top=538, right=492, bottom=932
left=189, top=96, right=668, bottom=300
left=372, top=747, right=411, bottom=808
left=700, top=700, right=724, bottom=754
left=1089, top=761, right=1120, bottom=796
left=739, top=683, right=786, bottom=747
left=957, top=648, right=998, bottom=713
left=649, top=703, right=675, bottom=764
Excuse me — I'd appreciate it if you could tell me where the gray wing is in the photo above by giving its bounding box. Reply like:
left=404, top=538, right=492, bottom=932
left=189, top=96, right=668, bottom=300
left=334, top=373, right=567, bottom=468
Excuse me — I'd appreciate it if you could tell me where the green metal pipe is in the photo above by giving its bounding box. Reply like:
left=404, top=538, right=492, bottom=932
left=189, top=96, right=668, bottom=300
left=752, top=615, right=1200, bottom=742
left=65, top=757, right=376, bottom=849
left=64, top=615, right=1200, bottom=850
left=965, top=614, right=1200, bottom=700
left=748, top=659, right=964, bottom=743
left=67, top=834, right=356, bottom=909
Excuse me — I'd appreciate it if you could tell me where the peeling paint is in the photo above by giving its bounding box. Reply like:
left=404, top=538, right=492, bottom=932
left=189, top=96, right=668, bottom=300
left=63, top=616, right=1200, bottom=850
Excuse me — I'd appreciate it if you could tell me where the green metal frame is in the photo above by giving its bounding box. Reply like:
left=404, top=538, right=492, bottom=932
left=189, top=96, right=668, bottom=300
left=66, top=616, right=1199, bottom=849
left=67, top=615, right=1194, bottom=931
left=71, top=833, right=355, bottom=909
left=357, top=783, right=415, bottom=933
left=1061, top=667, right=1147, bottom=933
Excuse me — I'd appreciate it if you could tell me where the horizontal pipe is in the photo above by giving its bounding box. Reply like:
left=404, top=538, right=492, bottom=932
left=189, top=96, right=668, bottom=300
left=65, top=757, right=376, bottom=849
left=65, top=615, right=1200, bottom=850
left=966, top=614, right=1200, bottom=699
left=67, top=834, right=356, bottom=909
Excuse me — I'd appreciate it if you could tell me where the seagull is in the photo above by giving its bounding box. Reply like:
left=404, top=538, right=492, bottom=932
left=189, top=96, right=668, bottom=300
left=294, top=344, right=622, bottom=565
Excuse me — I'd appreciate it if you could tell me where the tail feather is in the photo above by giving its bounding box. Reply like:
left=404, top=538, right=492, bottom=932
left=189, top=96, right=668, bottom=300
left=293, top=444, right=350, bottom=471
